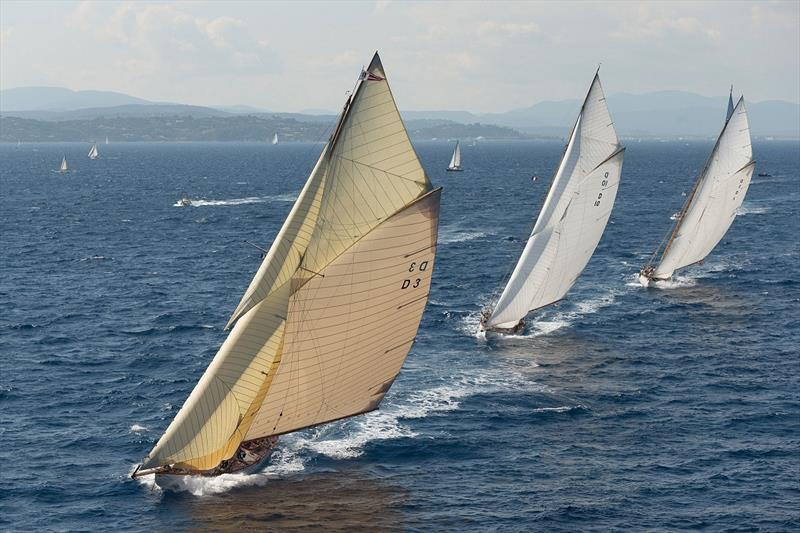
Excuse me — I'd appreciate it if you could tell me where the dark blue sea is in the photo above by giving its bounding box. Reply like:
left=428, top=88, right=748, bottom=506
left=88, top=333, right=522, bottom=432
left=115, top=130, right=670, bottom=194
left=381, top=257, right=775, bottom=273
left=1, top=139, right=798, bottom=531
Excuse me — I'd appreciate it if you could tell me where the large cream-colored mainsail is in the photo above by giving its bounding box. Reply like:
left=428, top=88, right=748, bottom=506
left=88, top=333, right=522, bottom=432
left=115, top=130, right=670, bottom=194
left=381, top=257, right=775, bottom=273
left=485, top=73, right=623, bottom=331
left=138, top=52, right=440, bottom=473
left=643, top=96, right=753, bottom=282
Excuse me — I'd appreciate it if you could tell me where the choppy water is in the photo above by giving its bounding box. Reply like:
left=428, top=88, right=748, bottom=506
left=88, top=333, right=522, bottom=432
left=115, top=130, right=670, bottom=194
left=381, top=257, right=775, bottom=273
left=1, top=140, right=798, bottom=531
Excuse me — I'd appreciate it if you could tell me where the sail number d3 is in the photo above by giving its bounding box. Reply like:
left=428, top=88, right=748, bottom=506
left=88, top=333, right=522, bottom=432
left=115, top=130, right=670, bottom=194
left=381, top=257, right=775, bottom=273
left=402, top=260, right=429, bottom=289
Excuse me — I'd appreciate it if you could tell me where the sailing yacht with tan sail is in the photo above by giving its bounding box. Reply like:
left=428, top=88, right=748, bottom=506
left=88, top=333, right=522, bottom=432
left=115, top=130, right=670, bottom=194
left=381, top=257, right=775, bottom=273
left=132, top=52, right=442, bottom=487
left=481, top=71, right=624, bottom=334
left=639, top=88, right=754, bottom=286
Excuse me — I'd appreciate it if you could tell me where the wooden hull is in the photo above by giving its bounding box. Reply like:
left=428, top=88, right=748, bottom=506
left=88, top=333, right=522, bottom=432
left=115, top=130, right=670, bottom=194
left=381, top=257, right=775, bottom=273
left=136, top=436, right=279, bottom=489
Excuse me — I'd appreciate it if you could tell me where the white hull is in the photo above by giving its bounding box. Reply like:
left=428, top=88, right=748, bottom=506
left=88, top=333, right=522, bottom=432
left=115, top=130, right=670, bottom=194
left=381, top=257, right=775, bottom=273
left=638, top=274, right=651, bottom=287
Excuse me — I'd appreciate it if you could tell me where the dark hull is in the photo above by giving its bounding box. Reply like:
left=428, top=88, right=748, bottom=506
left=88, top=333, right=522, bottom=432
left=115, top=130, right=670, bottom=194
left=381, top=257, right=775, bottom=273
left=133, top=436, right=279, bottom=482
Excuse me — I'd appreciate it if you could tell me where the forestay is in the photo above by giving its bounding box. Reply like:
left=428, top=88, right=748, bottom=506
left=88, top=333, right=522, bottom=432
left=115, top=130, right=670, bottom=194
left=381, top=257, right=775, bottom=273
left=486, top=73, right=624, bottom=330
left=651, top=97, right=753, bottom=280
left=139, top=52, right=440, bottom=472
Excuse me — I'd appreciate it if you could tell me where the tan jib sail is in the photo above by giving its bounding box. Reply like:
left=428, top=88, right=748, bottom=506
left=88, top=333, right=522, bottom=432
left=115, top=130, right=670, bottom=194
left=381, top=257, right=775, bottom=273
left=484, top=72, right=624, bottom=330
left=137, top=52, right=441, bottom=473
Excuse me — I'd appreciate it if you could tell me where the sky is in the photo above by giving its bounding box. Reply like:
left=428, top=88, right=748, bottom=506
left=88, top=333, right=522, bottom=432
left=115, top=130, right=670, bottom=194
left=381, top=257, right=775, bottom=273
left=1, top=0, right=798, bottom=113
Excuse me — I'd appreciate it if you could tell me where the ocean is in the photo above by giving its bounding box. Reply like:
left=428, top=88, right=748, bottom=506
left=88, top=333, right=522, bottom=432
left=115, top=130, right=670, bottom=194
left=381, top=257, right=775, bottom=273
left=1, top=139, right=798, bottom=531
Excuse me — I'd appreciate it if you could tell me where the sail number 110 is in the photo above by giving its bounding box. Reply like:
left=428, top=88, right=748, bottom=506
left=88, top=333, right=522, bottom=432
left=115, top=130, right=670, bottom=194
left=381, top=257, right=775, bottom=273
left=594, top=171, right=610, bottom=207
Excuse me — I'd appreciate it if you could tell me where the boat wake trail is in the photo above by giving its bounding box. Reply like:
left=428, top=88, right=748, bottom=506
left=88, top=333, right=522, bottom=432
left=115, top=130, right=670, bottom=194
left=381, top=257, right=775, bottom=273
left=527, top=291, right=618, bottom=337
left=174, top=194, right=296, bottom=207
left=133, top=371, right=541, bottom=496
left=462, top=290, right=619, bottom=338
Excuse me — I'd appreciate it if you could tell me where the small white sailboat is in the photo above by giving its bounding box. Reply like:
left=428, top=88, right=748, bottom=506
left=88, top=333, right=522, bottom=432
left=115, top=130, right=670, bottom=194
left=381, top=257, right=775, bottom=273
left=88, top=142, right=99, bottom=160
left=639, top=88, right=754, bottom=287
left=58, top=155, right=68, bottom=173
left=131, top=52, right=441, bottom=487
left=272, top=133, right=279, bottom=145
left=481, top=71, right=624, bottom=334
left=446, top=140, right=463, bottom=171
left=105, top=136, right=109, bottom=145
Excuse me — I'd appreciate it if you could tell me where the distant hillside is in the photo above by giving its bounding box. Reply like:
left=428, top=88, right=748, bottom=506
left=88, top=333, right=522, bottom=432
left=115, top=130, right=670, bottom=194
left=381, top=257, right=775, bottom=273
left=0, top=87, right=151, bottom=111
left=2, top=85, right=798, bottom=138
left=4, top=104, right=232, bottom=121
left=475, top=91, right=800, bottom=138
left=0, top=115, right=525, bottom=142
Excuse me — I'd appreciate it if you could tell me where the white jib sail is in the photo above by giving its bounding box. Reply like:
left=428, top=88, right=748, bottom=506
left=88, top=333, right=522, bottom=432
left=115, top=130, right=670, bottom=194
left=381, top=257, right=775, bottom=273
left=449, top=141, right=461, bottom=168
left=486, top=73, right=623, bottom=330
left=139, top=52, right=440, bottom=472
left=652, top=97, right=753, bottom=280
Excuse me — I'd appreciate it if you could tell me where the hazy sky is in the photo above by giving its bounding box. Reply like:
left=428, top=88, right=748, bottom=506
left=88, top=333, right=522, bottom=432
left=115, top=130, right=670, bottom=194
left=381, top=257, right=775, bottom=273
left=1, top=1, right=798, bottom=112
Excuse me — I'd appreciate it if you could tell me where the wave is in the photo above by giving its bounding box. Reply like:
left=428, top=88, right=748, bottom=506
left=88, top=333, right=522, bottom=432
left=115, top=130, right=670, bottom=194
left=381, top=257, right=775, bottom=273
left=129, top=424, right=148, bottom=432
left=438, top=226, right=489, bottom=244
left=531, top=405, right=585, bottom=413
left=174, top=194, right=296, bottom=207
left=736, top=205, right=770, bottom=216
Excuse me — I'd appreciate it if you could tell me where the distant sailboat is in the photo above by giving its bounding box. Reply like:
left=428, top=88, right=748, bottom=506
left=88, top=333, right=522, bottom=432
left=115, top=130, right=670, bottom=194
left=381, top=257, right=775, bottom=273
left=481, top=71, right=624, bottom=334
left=272, top=133, right=279, bottom=145
left=131, top=52, right=441, bottom=488
left=105, top=136, right=109, bottom=145
left=446, top=141, right=463, bottom=171
left=88, top=142, right=99, bottom=160
left=58, top=155, right=68, bottom=173
left=639, top=89, right=754, bottom=286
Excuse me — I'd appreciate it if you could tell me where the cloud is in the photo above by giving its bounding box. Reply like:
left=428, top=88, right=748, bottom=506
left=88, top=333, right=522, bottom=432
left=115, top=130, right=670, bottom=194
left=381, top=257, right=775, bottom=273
left=609, top=5, right=722, bottom=45
left=478, top=21, right=539, bottom=37
left=68, top=2, right=281, bottom=77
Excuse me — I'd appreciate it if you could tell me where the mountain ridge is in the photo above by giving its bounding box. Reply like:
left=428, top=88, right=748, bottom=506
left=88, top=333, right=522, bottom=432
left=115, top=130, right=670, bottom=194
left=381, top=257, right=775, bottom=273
left=2, top=86, right=798, bottom=138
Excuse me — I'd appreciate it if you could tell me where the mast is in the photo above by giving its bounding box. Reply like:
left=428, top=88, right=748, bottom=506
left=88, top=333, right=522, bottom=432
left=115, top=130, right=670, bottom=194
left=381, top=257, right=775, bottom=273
left=726, top=85, right=734, bottom=123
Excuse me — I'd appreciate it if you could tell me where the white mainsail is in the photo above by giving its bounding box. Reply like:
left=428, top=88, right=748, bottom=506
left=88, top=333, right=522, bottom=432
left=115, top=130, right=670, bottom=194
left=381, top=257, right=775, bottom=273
left=105, top=136, right=109, bottom=145
left=272, top=133, right=279, bottom=145
left=88, top=142, right=99, bottom=159
left=447, top=141, right=462, bottom=170
left=645, top=96, right=753, bottom=281
left=59, top=155, right=68, bottom=172
left=485, top=72, right=624, bottom=330
left=137, top=52, right=441, bottom=474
